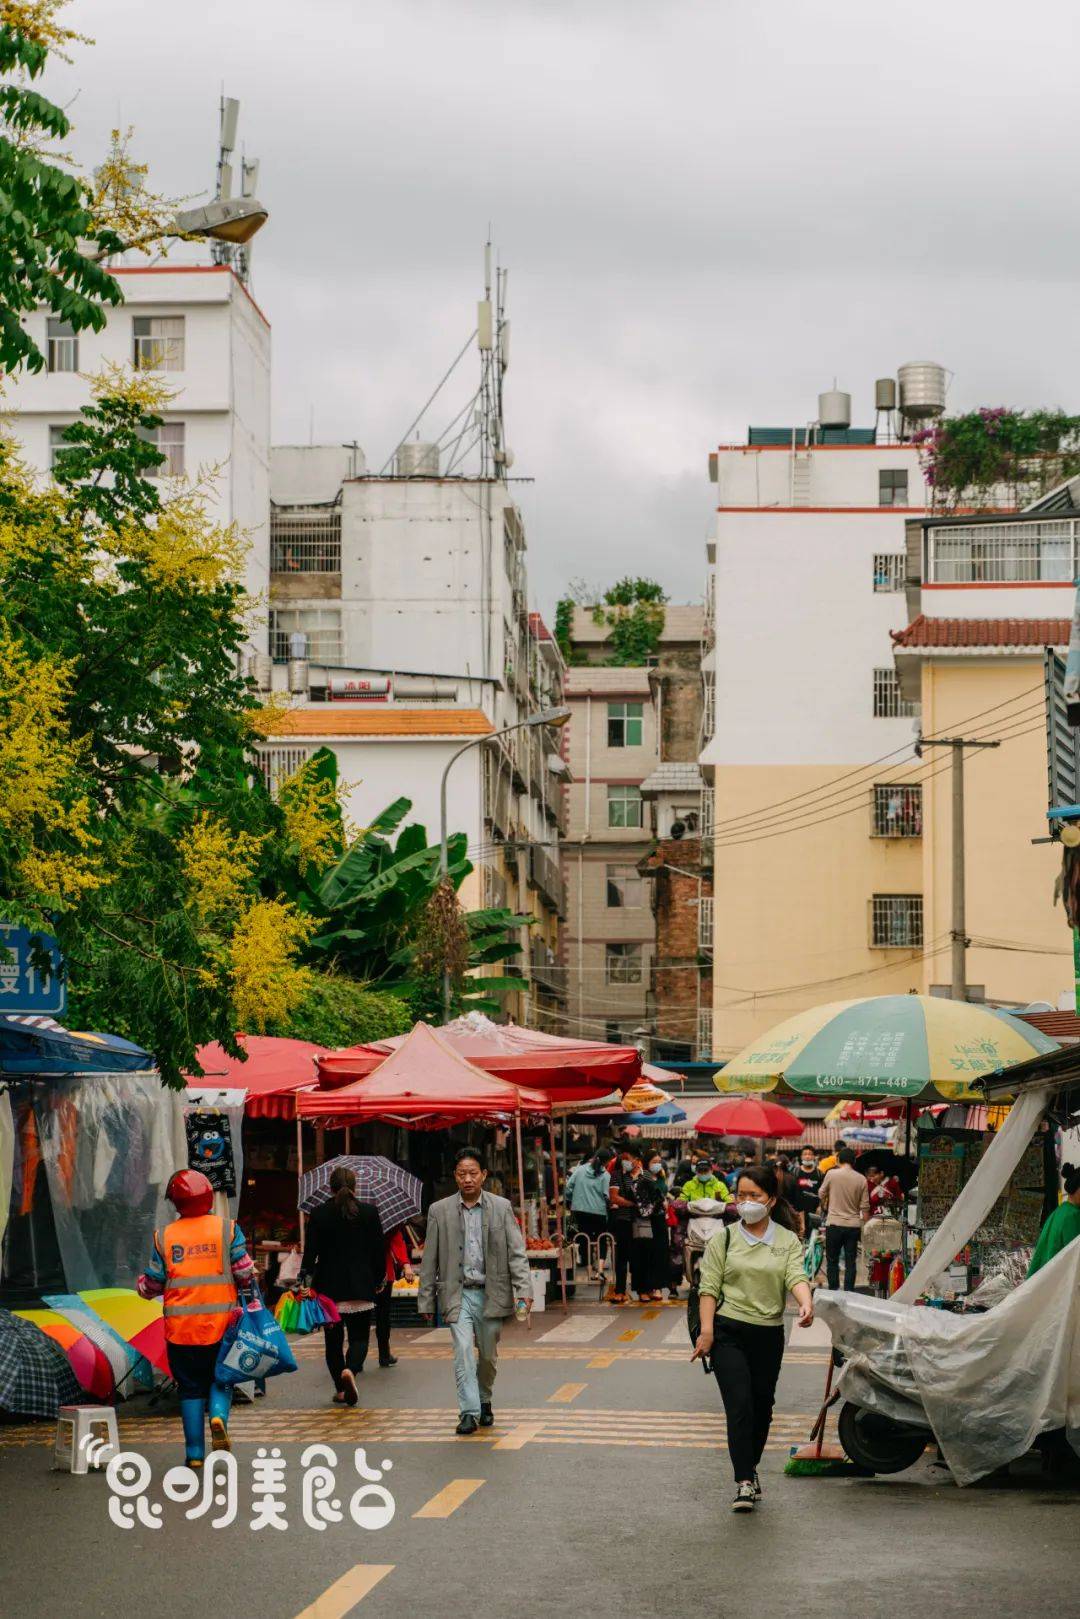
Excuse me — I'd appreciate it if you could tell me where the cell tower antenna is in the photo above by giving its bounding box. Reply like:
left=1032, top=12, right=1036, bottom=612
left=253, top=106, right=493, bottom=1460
left=211, top=95, right=259, bottom=284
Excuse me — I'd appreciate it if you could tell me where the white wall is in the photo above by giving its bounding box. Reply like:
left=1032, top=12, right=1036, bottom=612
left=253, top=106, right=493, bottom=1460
left=921, top=583, right=1075, bottom=620
left=270, top=444, right=364, bottom=505
left=715, top=443, right=927, bottom=510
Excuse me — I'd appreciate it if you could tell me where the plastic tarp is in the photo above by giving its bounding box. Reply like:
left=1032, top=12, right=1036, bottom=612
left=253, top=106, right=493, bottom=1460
left=817, top=1238, right=1080, bottom=1484
left=33, top=1070, right=187, bottom=1292
left=894, top=1084, right=1049, bottom=1303
left=0, top=1093, right=13, bottom=1252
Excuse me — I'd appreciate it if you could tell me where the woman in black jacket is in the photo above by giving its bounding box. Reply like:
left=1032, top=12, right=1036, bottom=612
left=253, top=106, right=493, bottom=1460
left=300, top=1165, right=385, bottom=1406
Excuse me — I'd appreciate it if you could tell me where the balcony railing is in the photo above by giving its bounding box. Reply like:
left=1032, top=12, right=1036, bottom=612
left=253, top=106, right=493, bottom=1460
left=698, top=895, right=714, bottom=952
left=270, top=506, right=341, bottom=573
left=529, top=843, right=566, bottom=917
left=530, top=939, right=563, bottom=997
left=696, top=1007, right=713, bottom=1061
left=926, top=519, right=1079, bottom=584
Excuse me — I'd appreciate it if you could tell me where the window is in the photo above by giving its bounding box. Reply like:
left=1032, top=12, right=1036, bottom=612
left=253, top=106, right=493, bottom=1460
left=270, top=507, right=341, bottom=572
left=871, top=894, right=923, bottom=948
left=872, top=784, right=922, bottom=837
left=605, top=942, right=643, bottom=984
left=269, top=608, right=343, bottom=665
left=879, top=469, right=908, bottom=507
left=928, top=521, right=1073, bottom=584
left=606, top=863, right=644, bottom=907
left=255, top=745, right=315, bottom=798
left=133, top=315, right=185, bottom=371
left=873, top=667, right=918, bottom=719
left=139, top=421, right=185, bottom=478
left=607, top=701, right=644, bottom=748
left=49, top=424, right=75, bottom=471
left=607, top=785, right=643, bottom=828
left=873, top=553, right=905, bottom=593
left=47, top=318, right=78, bottom=373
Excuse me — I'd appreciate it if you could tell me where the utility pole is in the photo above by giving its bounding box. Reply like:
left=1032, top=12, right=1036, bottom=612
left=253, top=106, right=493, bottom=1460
left=917, top=737, right=1001, bottom=1000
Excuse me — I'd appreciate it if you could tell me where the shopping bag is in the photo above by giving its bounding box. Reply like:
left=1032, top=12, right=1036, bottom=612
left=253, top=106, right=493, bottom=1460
left=276, top=1248, right=302, bottom=1287
left=216, top=1291, right=298, bottom=1384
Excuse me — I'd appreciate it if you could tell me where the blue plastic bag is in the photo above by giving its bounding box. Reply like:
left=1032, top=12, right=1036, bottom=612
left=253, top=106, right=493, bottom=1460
left=215, top=1291, right=298, bottom=1385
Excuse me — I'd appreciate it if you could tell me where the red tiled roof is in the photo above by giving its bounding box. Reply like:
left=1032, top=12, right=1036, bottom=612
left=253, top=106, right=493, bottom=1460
left=1015, top=1010, right=1080, bottom=1044
left=891, top=615, right=1070, bottom=650
left=528, top=611, right=553, bottom=642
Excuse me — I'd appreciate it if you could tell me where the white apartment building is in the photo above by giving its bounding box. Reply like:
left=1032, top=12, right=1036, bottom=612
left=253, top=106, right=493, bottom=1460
left=701, top=376, right=937, bottom=1056
left=261, top=444, right=567, bottom=1027
left=3, top=265, right=271, bottom=655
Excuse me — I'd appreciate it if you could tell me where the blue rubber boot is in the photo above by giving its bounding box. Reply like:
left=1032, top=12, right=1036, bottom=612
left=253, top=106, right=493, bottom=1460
left=208, top=1382, right=233, bottom=1452
left=180, top=1398, right=206, bottom=1466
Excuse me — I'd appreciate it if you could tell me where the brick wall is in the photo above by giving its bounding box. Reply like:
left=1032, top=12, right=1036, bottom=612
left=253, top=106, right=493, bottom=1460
left=647, top=836, right=713, bottom=1055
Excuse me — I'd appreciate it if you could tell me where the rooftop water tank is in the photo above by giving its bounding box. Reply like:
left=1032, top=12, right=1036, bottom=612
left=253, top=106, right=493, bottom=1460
left=898, top=362, right=946, bottom=420
left=875, top=377, right=897, bottom=410
left=818, top=389, right=851, bottom=429
left=395, top=441, right=440, bottom=478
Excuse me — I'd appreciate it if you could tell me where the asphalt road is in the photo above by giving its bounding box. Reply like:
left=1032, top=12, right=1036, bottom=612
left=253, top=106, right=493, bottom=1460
left=1, top=1300, right=1075, bottom=1618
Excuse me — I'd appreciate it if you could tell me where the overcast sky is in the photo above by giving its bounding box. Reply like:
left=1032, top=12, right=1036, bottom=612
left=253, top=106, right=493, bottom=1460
left=52, top=0, right=1080, bottom=615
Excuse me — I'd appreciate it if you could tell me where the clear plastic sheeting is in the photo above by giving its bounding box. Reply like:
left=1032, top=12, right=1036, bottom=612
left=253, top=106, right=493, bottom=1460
left=817, top=1238, right=1080, bottom=1485
left=0, top=1093, right=13, bottom=1250
left=33, top=1070, right=187, bottom=1292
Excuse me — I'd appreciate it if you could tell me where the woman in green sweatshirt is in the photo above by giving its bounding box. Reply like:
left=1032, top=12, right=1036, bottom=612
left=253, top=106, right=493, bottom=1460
left=1027, top=1163, right=1080, bottom=1278
left=691, top=1163, right=814, bottom=1513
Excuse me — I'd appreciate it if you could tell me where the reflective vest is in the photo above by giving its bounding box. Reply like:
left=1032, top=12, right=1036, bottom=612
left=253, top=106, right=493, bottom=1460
left=158, top=1214, right=238, bottom=1345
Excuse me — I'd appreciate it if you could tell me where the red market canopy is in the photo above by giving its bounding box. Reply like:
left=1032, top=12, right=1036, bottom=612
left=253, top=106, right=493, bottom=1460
left=696, top=1098, right=805, bottom=1140
left=185, top=1035, right=328, bottom=1120
left=298, top=1020, right=553, bottom=1128
left=315, top=1013, right=640, bottom=1103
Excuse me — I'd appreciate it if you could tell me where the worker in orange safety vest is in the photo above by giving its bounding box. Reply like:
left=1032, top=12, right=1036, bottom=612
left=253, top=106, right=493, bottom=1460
left=138, top=1168, right=256, bottom=1468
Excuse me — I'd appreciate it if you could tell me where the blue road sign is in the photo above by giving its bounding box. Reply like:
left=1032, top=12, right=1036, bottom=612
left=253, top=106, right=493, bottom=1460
left=0, top=925, right=66, bottom=1015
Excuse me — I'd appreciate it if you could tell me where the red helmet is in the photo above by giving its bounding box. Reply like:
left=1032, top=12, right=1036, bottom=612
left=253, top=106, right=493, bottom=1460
left=166, top=1169, right=214, bottom=1217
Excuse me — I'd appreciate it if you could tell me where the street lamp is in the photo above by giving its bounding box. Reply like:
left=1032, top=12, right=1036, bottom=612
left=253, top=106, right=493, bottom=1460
left=173, top=197, right=269, bottom=246
left=438, top=704, right=571, bottom=1021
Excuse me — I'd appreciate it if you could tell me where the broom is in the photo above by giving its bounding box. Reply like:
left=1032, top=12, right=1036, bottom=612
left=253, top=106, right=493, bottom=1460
left=784, top=1352, right=861, bottom=1477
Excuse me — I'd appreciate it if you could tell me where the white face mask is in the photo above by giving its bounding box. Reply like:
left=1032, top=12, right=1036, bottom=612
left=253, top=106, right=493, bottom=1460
left=620, top=1157, right=633, bottom=1169
left=738, top=1199, right=770, bottom=1225
left=649, top=1161, right=662, bottom=1174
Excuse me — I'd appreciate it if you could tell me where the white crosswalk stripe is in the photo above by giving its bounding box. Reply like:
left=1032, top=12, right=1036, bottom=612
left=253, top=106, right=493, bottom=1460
left=536, top=1316, right=611, bottom=1344
left=663, top=1317, right=692, bottom=1346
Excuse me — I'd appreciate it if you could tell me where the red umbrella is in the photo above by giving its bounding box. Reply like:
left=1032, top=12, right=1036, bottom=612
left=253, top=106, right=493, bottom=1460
left=696, top=1098, right=805, bottom=1139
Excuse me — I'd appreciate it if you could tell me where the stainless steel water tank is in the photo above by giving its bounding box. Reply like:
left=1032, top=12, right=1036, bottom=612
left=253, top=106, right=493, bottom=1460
left=875, top=377, right=897, bottom=410
left=395, top=441, right=440, bottom=478
left=818, top=389, right=851, bottom=429
left=898, top=363, right=946, bottom=419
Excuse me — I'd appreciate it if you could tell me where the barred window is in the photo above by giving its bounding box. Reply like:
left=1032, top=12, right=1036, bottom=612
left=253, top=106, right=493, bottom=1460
left=873, top=553, right=905, bottom=592
left=605, top=942, right=643, bottom=984
left=255, top=745, right=315, bottom=798
left=871, top=894, right=923, bottom=948
left=607, top=785, right=643, bottom=828
left=133, top=315, right=185, bottom=371
left=873, top=667, right=918, bottom=718
left=269, top=608, right=343, bottom=665
left=270, top=506, right=341, bottom=572
left=872, top=783, right=922, bottom=837
left=47, top=318, right=78, bottom=373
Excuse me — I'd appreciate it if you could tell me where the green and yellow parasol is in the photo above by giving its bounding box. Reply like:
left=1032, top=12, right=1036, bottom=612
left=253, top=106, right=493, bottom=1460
left=713, top=995, right=1059, bottom=1102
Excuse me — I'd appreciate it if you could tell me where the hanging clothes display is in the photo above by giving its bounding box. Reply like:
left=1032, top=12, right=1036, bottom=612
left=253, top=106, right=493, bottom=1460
left=185, top=1109, right=237, bottom=1195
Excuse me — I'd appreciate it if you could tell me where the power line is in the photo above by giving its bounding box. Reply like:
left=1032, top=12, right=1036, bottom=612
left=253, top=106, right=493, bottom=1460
left=379, top=328, right=478, bottom=475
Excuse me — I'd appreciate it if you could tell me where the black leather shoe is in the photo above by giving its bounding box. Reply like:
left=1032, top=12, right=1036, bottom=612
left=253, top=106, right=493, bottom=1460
left=379, top=1355, right=397, bottom=1367
left=479, top=1403, right=494, bottom=1427
left=456, top=1414, right=479, bottom=1435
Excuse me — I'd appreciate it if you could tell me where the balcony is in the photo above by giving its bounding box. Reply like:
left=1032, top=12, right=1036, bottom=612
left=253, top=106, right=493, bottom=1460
left=530, top=939, right=564, bottom=998
left=269, top=506, right=342, bottom=601
left=925, top=518, right=1079, bottom=584
left=529, top=843, right=566, bottom=917
left=698, top=895, right=714, bottom=952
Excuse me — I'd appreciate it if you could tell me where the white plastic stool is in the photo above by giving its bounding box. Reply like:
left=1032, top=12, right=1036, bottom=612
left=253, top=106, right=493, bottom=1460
left=53, top=1404, right=120, bottom=1474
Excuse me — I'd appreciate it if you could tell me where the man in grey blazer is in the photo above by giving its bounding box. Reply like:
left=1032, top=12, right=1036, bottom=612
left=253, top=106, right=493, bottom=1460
left=418, top=1146, right=533, bottom=1434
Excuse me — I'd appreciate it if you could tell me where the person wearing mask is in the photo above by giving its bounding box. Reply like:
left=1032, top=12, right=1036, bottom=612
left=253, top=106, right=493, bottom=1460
left=818, top=1146, right=869, bottom=1291
left=681, top=1155, right=732, bottom=1205
left=1027, top=1163, right=1080, bottom=1277
left=629, top=1151, right=668, bottom=1302
left=606, top=1145, right=638, bottom=1303
left=565, top=1150, right=612, bottom=1280
left=137, top=1169, right=256, bottom=1469
left=300, top=1165, right=386, bottom=1407
left=793, top=1148, right=823, bottom=1224
left=418, top=1147, right=532, bottom=1434
left=691, top=1163, right=813, bottom=1512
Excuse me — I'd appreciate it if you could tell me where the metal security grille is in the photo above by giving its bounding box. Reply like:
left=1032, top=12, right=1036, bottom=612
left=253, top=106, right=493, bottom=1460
left=872, top=783, right=923, bottom=837
left=255, top=745, right=315, bottom=797
left=696, top=1008, right=713, bottom=1060
left=871, top=894, right=923, bottom=948
left=698, top=895, right=714, bottom=950
left=269, top=609, right=343, bottom=664
left=270, top=506, right=342, bottom=572
left=605, top=943, right=643, bottom=984
left=700, top=786, right=715, bottom=835
left=873, top=667, right=918, bottom=718
left=701, top=678, right=716, bottom=742
left=873, top=553, right=906, bottom=592
left=927, top=520, right=1077, bottom=583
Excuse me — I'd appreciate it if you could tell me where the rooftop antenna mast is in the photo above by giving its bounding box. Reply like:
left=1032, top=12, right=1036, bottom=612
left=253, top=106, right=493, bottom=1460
left=211, top=96, right=260, bottom=284
left=476, top=238, right=511, bottom=479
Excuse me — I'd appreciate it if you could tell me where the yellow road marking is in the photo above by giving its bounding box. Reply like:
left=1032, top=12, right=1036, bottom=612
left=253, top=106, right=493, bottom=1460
left=413, top=1478, right=485, bottom=1518
left=493, top=1421, right=544, bottom=1450
left=587, top=1353, right=617, bottom=1368
left=617, top=1329, right=641, bottom=1342
left=547, top=1382, right=587, bottom=1404
left=640, top=1308, right=661, bottom=1321
left=293, top=1564, right=394, bottom=1618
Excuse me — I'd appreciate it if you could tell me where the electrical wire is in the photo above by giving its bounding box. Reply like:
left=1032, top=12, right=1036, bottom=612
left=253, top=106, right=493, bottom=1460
left=378, top=328, right=478, bottom=474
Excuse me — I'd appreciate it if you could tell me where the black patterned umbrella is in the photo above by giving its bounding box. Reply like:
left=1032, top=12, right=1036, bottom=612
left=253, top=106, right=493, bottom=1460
left=298, top=1155, right=422, bottom=1230
left=0, top=1308, right=85, bottom=1418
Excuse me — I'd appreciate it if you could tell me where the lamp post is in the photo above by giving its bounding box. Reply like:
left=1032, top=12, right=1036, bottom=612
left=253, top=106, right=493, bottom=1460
left=438, top=705, right=570, bottom=1022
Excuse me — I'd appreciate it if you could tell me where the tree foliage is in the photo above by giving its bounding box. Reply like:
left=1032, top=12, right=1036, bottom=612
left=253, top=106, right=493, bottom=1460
left=264, top=973, right=412, bottom=1049
left=915, top=408, right=1080, bottom=509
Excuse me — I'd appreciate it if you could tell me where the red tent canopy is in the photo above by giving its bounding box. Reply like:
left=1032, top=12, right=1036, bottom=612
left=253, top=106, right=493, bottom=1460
left=185, top=1035, right=327, bottom=1120
left=316, top=1014, right=640, bottom=1102
left=298, top=1021, right=553, bottom=1128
